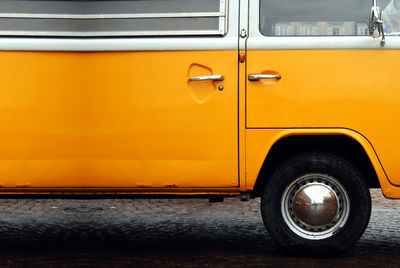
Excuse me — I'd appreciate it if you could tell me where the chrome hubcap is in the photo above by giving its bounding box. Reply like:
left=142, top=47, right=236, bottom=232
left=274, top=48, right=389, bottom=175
left=292, top=184, right=339, bottom=229
left=281, top=174, right=350, bottom=240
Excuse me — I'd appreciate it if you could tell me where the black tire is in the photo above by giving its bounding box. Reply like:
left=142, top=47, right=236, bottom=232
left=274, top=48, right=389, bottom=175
left=261, top=152, right=371, bottom=256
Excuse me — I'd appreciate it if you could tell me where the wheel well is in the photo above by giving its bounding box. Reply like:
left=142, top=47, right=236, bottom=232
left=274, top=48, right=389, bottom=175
left=252, top=135, right=380, bottom=197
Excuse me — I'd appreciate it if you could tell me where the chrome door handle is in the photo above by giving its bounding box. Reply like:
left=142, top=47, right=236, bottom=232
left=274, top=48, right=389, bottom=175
left=189, top=75, right=224, bottom=82
left=248, top=74, right=281, bottom=81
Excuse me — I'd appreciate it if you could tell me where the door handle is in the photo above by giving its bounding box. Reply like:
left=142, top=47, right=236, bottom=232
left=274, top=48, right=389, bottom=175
left=248, top=74, right=281, bottom=81
left=189, top=75, right=224, bottom=82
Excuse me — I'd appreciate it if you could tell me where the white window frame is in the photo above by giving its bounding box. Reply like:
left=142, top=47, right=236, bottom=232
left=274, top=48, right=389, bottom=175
left=0, top=0, right=228, bottom=37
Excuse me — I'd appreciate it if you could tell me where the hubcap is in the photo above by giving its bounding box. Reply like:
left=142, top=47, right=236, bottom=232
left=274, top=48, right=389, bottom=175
left=292, top=184, right=339, bottom=227
left=281, top=174, right=350, bottom=240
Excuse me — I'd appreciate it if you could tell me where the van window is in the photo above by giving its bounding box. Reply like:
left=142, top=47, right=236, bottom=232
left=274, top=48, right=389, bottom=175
left=382, top=0, right=400, bottom=34
left=259, top=0, right=371, bottom=36
left=0, top=0, right=227, bottom=37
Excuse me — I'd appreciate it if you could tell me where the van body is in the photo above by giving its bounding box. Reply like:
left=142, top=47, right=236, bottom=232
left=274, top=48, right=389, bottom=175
left=0, top=0, right=399, bottom=254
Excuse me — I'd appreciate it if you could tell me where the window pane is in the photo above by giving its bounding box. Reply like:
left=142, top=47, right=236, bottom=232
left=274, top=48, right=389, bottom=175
left=260, top=0, right=371, bottom=36
left=0, top=0, right=222, bottom=15
left=382, top=0, right=400, bottom=34
left=0, top=0, right=226, bottom=37
left=0, top=17, right=221, bottom=36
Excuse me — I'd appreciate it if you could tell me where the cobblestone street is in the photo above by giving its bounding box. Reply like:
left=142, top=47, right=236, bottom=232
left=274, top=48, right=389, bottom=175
left=0, top=189, right=398, bottom=267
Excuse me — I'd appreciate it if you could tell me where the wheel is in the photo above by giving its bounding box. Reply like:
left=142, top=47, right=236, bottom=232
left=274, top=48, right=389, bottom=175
left=261, top=152, right=371, bottom=255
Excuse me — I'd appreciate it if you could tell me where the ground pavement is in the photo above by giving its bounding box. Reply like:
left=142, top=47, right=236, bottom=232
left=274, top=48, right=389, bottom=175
left=0, top=189, right=398, bottom=267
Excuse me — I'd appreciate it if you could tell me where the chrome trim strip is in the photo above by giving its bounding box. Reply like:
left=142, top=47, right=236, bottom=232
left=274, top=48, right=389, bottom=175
left=0, top=30, right=224, bottom=37
left=219, top=0, right=228, bottom=35
left=220, top=0, right=226, bottom=15
left=0, top=12, right=224, bottom=20
left=219, top=16, right=226, bottom=35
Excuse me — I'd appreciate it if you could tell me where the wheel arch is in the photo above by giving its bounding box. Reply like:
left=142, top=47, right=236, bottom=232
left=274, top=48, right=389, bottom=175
left=249, top=129, right=392, bottom=198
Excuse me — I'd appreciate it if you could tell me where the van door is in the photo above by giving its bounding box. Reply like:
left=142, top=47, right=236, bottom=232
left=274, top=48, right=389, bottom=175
left=246, top=0, right=400, bottom=185
left=0, top=0, right=239, bottom=189
left=246, top=0, right=373, bottom=128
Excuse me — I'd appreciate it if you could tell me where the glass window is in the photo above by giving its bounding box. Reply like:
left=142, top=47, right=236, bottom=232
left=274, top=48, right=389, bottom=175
left=0, top=0, right=227, bottom=37
left=357, top=23, right=369, bottom=35
left=275, top=23, right=292, bottom=36
left=382, top=0, right=400, bottom=34
left=259, top=0, right=371, bottom=36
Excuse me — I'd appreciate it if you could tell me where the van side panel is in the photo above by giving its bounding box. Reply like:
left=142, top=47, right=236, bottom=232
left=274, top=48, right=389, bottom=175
left=245, top=128, right=400, bottom=198
left=246, top=50, right=400, bottom=186
left=0, top=51, right=238, bottom=188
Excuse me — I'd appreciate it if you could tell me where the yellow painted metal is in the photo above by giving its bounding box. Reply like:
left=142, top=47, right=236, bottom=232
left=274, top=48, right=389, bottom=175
left=238, top=49, right=247, bottom=192
left=245, top=128, right=400, bottom=199
left=246, top=50, right=400, bottom=189
left=0, top=51, right=238, bottom=188
left=2, top=48, right=400, bottom=198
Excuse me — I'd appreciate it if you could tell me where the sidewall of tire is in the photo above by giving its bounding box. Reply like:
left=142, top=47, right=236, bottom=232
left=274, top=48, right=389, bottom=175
left=261, top=152, right=371, bottom=255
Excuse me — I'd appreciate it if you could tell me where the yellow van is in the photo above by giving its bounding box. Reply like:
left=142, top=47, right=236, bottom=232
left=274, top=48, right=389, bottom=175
left=0, top=0, right=399, bottom=255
